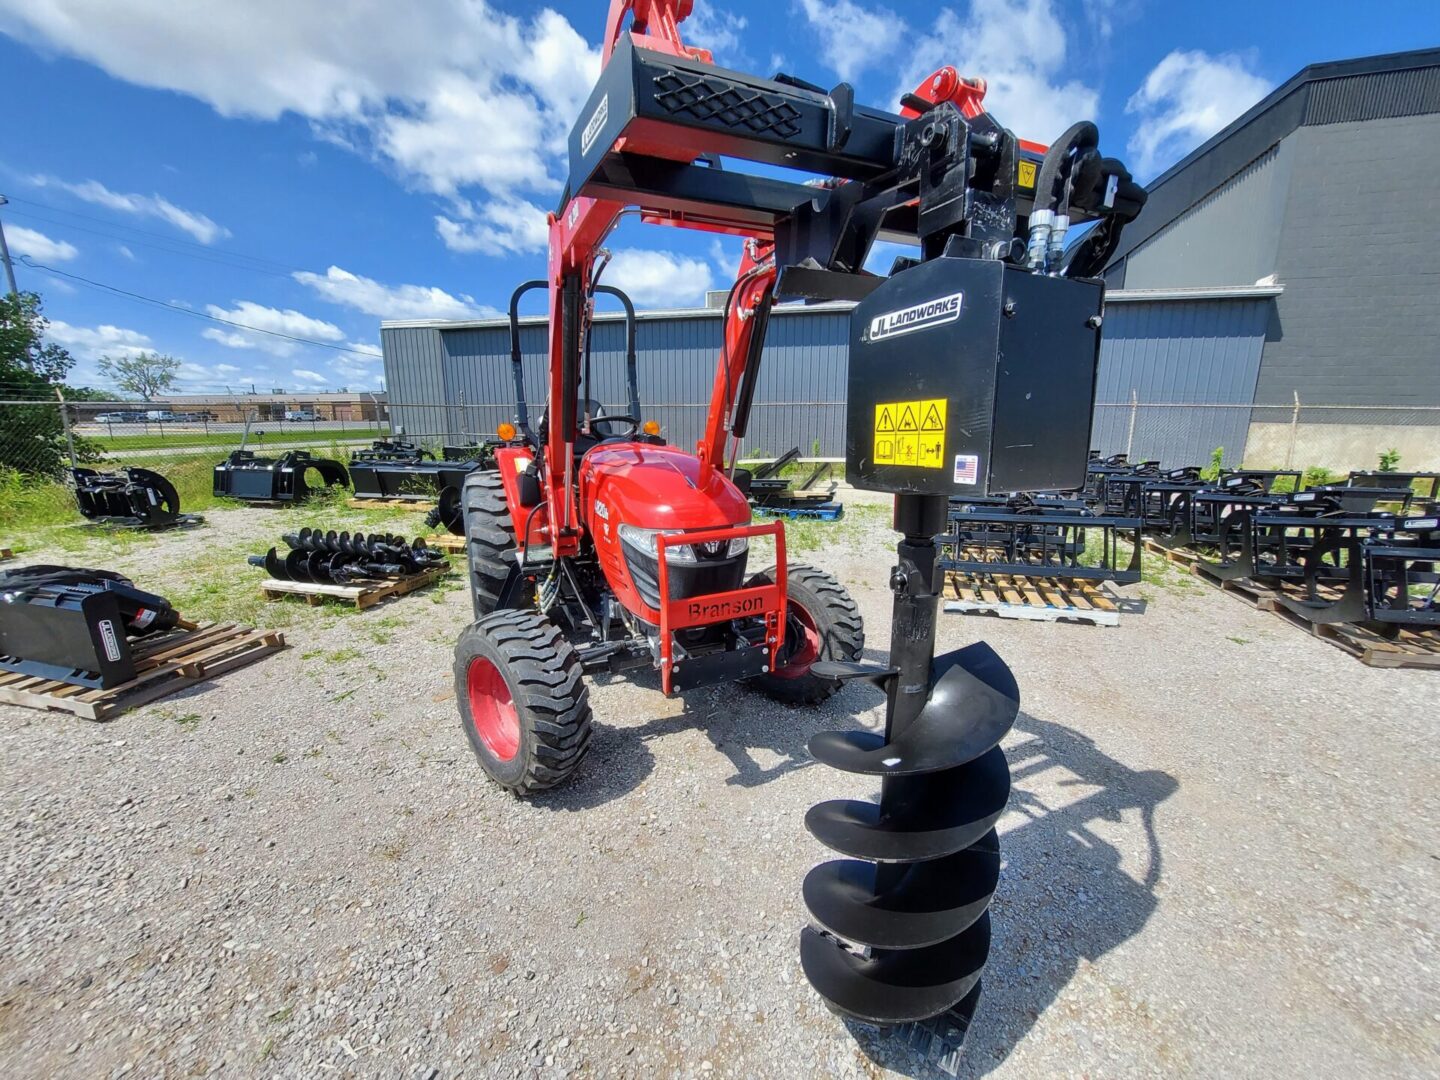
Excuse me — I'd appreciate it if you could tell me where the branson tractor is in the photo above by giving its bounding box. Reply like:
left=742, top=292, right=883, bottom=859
left=453, top=0, right=1143, bottom=1057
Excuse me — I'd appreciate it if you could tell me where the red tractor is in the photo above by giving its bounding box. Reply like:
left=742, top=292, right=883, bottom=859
left=450, top=0, right=1143, bottom=1058
left=452, top=9, right=866, bottom=797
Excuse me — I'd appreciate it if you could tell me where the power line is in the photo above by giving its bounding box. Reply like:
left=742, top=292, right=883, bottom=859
left=2, top=194, right=306, bottom=274
left=18, top=256, right=381, bottom=357
left=4, top=206, right=296, bottom=280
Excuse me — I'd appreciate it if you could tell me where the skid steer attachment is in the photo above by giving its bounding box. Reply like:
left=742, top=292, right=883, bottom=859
left=71, top=466, right=198, bottom=529
left=213, top=449, right=348, bottom=502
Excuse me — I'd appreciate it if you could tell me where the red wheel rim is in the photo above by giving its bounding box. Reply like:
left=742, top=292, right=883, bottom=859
left=774, top=601, right=821, bottom=679
left=466, top=657, right=520, bottom=761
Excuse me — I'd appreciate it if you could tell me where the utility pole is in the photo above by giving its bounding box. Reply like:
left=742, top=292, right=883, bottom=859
left=0, top=195, right=19, bottom=298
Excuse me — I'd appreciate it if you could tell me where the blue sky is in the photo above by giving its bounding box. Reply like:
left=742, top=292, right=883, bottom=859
left=1, top=0, right=1435, bottom=394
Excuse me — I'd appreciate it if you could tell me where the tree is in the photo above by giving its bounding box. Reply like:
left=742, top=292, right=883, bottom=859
left=0, top=291, right=84, bottom=474
left=98, top=350, right=180, bottom=399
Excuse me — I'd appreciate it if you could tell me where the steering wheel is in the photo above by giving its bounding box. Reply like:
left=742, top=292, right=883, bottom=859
left=586, top=414, right=641, bottom=439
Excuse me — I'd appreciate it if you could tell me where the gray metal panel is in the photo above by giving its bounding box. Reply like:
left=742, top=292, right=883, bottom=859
left=1122, top=143, right=1292, bottom=289
left=1090, top=296, right=1271, bottom=466
left=1256, top=112, right=1440, bottom=406
left=1304, top=67, right=1440, bottom=125
left=383, top=307, right=851, bottom=455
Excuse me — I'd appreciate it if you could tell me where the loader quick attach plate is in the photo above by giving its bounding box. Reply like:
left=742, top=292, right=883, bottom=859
left=845, top=257, right=1104, bottom=498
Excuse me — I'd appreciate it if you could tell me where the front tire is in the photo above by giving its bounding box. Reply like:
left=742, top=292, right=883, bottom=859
left=749, top=564, right=864, bottom=705
left=462, top=469, right=525, bottom=616
left=454, top=611, right=593, bottom=795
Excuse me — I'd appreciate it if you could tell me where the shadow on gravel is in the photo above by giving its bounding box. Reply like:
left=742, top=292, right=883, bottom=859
left=530, top=649, right=892, bottom=811
left=847, top=711, right=1179, bottom=1079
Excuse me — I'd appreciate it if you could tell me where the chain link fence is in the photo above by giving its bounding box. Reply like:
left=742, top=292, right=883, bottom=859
left=3, top=393, right=1435, bottom=531
left=0, top=397, right=392, bottom=528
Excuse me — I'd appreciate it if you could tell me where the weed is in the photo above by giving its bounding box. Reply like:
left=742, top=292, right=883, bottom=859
left=271, top=752, right=288, bottom=764
left=377, top=841, right=407, bottom=861
left=174, top=713, right=202, bottom=730
left=574, top=911, right=587, bottom=928
left=330, top=687, right=358, bottom=703
left=267, top=1005, right=294, bottom=1024
left=302, top=747, right=323, bottom=759
left=1227, top=636, right=1251, bottom=645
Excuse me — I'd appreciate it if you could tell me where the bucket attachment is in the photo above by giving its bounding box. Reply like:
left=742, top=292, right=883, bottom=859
left=71, top=466, right=194, bottom=529
left=213, top=450, right=348, bottom=502
left=0, top=566, right=179, bottom=688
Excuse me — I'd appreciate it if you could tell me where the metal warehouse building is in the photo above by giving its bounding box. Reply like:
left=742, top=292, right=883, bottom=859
left=382, top=47, right=1439, bottom=472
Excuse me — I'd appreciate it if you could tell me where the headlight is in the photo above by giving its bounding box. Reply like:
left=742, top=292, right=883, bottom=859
left=617, top=524, right=748, bottom=563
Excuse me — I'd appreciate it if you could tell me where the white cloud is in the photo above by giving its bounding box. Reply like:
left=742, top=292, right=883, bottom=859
left=117, top=244, right=136, bottom=260
left=344, top=341, right=383, bottom=358
left=435, top=196, right=549, bottom=255
left=293, top=265, right=494, bottom=322
left=45, top=319, right=152, bottom=361
left=213, top=363, right=242, bottom=375
left=28, top=175, right=228, bottom=243
left=0, top=2, right=599, bottom=202
left=200, top=300, right=345, bottom=357
left=604, top=249, right=714, bottom=308
left=7, top=224, right=78, bottom=262
left=899, top=0, right=1099, bottom=144
left=684, top=9, right=749, bottom=67
left=1126, top=50, right=1273, bottom=177
left=292, top=369, right=329, bottom=384
left=798, top=0, right=899, bottom=82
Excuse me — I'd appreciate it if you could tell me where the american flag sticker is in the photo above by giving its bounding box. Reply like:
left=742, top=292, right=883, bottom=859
left=953, top=454, right=979, bottom=485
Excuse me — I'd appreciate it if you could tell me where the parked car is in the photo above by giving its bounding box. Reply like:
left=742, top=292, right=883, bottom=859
left=145, top=410, right=181, bottom=422
left=284, top=409, right=318, bottom=422
left=94, top=412, right=131, bottom=424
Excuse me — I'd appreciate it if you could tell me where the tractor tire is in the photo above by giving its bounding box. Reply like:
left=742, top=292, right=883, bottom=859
left=462, top=468, right=527, bottom=617
left=748, top=563, right=864, bottom=705
left=454, top=610, right=593, bottom=795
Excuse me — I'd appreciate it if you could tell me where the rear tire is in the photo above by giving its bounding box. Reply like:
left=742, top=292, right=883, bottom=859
left=748, top=563, right=864, bottom=705
left=463, top=469, right=526, bottom=616
left=454, top=611, right=593, bottom=795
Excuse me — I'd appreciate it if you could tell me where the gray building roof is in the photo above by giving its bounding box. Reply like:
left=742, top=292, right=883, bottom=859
left=1106, top=47, right=1440, bottom=270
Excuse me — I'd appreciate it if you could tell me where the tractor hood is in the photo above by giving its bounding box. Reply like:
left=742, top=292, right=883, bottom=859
left=581, top=443, right=750, bottom=536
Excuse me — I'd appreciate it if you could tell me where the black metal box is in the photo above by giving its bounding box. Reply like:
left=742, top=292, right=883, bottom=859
left=845, top=256, right=1103, bottom=496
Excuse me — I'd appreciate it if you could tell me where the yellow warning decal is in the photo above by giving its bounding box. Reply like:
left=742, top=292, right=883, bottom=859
left=873, top=398, right=946, bottom=469
left=1017, top=159, right=1037, bottom=190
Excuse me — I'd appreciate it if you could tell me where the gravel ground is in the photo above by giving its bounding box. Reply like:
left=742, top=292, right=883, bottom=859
left=1, top=504, right=1436, bottom=1078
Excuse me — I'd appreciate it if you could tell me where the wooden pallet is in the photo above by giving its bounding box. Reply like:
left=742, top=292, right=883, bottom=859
left=944, top=571, right=1120, bottom=626
left=0, top=548, right=12, bottom=563
left=0, top=622, right=285, bottom=721
left=422, top=534, right=467, bottom=554
left=346, top=497, right=433, bottom=511
left=1267, top=608, right=1440, bottom=669
left=1190, top=562, right=1282, bottom=609
left=1143, top=537, right=1201, bottom=568
left=260, top=564, right=449, bottom=608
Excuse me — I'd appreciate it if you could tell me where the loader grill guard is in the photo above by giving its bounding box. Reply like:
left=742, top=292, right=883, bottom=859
left=654, top=521, right=785, bottom=695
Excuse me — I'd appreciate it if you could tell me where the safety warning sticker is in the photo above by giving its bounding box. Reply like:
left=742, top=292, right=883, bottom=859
left=1017, top=159, right=1037, bottom=190
left=873, top=398, right=946, bottom=469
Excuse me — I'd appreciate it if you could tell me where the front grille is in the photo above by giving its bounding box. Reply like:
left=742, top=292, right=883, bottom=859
left=624, top=546, right=749, bottom=613
left=652, top=73, right=802, bottom=139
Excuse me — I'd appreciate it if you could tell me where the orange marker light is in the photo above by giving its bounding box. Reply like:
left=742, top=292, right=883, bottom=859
left=642, top=420, right=661, bottom=436
left=497, top=422, right=517, bottom=442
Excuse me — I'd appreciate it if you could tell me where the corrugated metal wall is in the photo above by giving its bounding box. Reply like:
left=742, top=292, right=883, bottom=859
left=1090, top=297, right=1273, bottom=466
left=383, top=295, right=1273, bottom=467
left=383, top=306, right=850, bottom=456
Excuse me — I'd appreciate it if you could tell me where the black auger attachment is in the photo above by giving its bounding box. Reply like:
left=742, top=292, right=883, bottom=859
left=802, top=494, right=1018, bottom=1058
left=71, top=466, right=197, bottom=529
left=248, top=528, right=447, bottom=585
